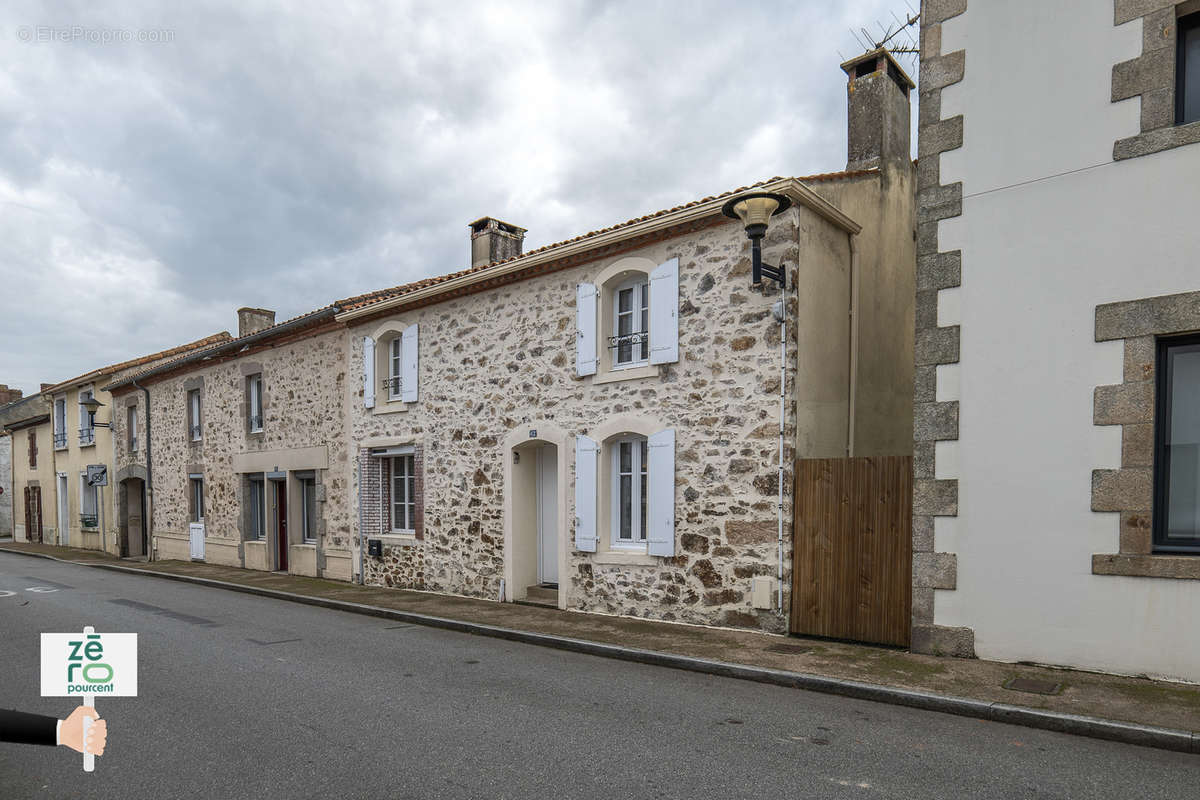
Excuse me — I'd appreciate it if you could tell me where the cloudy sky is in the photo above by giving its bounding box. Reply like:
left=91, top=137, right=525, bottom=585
left=0, top=0, right=918, bottom=395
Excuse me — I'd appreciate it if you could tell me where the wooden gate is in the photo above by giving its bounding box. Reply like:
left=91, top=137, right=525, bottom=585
left=791, top=456, right=912, bottom=647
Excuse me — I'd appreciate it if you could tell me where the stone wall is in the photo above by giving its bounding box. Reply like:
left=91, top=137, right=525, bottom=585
left=348, top=209, right=840, bottom=633
left=113, top=327, right=354, bottom=572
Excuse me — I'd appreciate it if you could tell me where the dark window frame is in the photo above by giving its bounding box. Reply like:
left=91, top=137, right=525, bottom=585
left=1153, top=332, right=1200, bottom=553
left=1179, top=10, right=1200, bottom=126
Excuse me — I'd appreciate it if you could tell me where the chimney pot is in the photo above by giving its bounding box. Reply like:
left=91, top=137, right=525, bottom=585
left=469, top=217, right=526, bottom=268
left=237, top=307, right=276, bottom=338
left=840, top=48, right=915, bottom=171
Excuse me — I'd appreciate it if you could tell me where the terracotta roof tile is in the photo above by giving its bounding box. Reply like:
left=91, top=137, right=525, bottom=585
left=336, top=169, right=874, bottom=313
left=46, top=331, right=234, bottom=392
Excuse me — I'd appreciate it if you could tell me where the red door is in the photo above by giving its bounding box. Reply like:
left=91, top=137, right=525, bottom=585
left=275, top=481, right=288, bottom=572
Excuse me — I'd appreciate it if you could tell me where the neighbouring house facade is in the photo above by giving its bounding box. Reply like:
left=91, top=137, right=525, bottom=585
left=914, top=0, right=1200, bottom=681
left=106, top=310, right=357, bottom=579
left=0, top=394, right=56, bottom=544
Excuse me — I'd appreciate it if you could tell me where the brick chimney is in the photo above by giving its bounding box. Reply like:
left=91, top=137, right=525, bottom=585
left=0, top=384, right=23, bottom=405
left=469, top=217, right=526, bottom=268
left=40, top=383, right=55, bottom=393
left=841, top=48, right=914, bottom=171
left=237, top=307, right=276, bottom=337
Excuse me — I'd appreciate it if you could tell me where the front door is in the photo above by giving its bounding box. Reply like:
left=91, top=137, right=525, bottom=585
left=537, top=445, right=558, bottom=584
left=274, top=480, right=288, bottom=572
left=57, top=475, right=68, bottom=546
left=126, top=480, right=145, bottom=558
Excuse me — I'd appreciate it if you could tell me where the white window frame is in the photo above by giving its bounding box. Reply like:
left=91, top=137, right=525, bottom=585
left=128, top=405, right=138, bottom=451
left=53, top=396, right=68, bottom=450
left=388, top=336, right=403, bottom=401
left=609, top=436, right=648, bottom=548
left=611, top=278, right=649, bottom=369
left=248, top=374, right=263, bottom=433
left=248, top=476, right=266, bottom=540
left=78, top=386, right=95, bottom=446
left=387, top=454, right=416, bottom=534
left=299, top=473, right=318, bottom=543
left=189, top=389, right=202, bottom=441
left=190, top=475, right=205, bottom=523
left=79, top=473, right=98, bottom=528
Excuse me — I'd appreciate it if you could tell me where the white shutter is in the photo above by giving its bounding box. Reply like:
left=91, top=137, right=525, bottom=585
left=574, top=435, right=598, bottom=552
left=649, top=257, right=679, bottom=365
left=363, top=337, right=376, bottom=409
left=576, top=283, right=598, bottom=376
left=401, top=324, right=419, bottom=403
left=646, top=428, right=676, bottom=557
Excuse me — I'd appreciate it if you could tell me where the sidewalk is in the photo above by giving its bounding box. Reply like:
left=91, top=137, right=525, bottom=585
left=3, top=540, right=1197, bottom=751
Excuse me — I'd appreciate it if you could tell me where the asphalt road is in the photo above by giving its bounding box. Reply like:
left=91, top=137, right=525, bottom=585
left=1, top=552, right=1196, bottom=800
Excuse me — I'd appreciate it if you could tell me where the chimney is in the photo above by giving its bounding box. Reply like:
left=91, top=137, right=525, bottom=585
left=40, top=383, right=55, bottom=393
left=469, top=217, right=526, bottom=268
left=237, top=307, right=276, bottom=337
left=0, top=384, right=22, bottom=405
left=840, top=48, right=915, bottom=171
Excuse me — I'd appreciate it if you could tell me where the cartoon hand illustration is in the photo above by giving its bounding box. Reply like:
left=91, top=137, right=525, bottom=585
left=60, top=706, right=106, bottom=756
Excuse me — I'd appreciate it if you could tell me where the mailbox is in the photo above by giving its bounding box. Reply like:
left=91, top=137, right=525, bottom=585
left=368, top=539, right=383, bottom=558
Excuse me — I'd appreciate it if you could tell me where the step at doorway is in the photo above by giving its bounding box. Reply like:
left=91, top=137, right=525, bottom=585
left=519, top=583, right=558, bottom=608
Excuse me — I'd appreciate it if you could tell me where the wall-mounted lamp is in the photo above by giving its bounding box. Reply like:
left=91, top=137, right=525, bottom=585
left=79, top=396, right=111, bottom=428
left=721, top=192, right=791, bottom=288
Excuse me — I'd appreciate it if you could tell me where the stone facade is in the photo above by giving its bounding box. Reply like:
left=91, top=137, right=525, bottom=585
left=1112, top=0, right=1200, bottom=159
left=345, top=207, right=844, bottom=634
left=0, top=433, right=11, bottom=536
left=109, top=322, right=355, bottom=578
left=1091, top=289, right=1200, bottom=580
left=912, top=0, right=973, bottom=657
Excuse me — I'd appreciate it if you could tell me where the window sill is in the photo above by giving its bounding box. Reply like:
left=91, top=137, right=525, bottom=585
left=1114, top=119, right=1200, bottom=160
left=592, top=364, right=659, bottom=386
left=78, top=441, right=96, bottom=449
left=377, top=533, right=419, bottom=547
left=294, top=542, right=317, bottom=549
left=592, top=550, right=657, bottom=566
left=1092, top=553, right=1200, bottom=580
left=371, top=400, right=412, bottom=416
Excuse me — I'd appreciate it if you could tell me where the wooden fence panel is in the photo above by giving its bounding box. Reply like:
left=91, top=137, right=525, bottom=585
left=791, top=456, right=912, bottom=647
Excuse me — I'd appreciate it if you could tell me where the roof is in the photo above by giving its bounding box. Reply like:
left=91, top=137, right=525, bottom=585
left=336, top=169, right=872, bottom=318
left=105, top=306, right=339, bottom=391
left=0, top=392, right=51, bottom=430
left=44, top=331, right=234, bottom=394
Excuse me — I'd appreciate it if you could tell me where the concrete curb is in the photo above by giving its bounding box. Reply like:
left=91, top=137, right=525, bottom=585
left=4, top=546, right=1198, bottom=755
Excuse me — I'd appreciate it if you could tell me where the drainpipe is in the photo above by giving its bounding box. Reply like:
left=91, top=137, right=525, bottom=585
left=132, top=378, right=153, bottom=561
left=847, top=235, right=861, bottom=457
left=775, top=287, right=786, bottom=616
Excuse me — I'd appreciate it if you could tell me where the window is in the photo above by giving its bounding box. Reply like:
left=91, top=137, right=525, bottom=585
left=611, top=436, right=648, bottom=546
left=248, top=475, right=266, bottom=539
left=612, top=279, right=649, bottom=368
left=1180, top=11, right=1200, bottom=125
left=128, top=406, right=138, bottom=452
left=188, top=389, right=202, bottom=441
left=53, top=397, right=67, bottom=449
left=388, top=455, right=415, bottom=533
left=80, top=474, right=98, bottom=529
left=189, top=476, right=205, bottom=523
left=299, top=472, right=318, bottom=542
left=78, top=387, right=95, bottom=446
left=388, top=337, right=402, bottom=400
left=1154, top=334, right=1200, bottom=552
left=27, top=430, right=36, bottom=469
left=248, top=374, right=263, bottom=432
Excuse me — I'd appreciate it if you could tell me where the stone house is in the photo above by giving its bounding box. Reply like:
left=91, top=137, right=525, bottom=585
left=333, top=52, right=917, bottom=632
left=913, top=0, right=1200, bottom=682
left=105, top=310, right=356, bottom=578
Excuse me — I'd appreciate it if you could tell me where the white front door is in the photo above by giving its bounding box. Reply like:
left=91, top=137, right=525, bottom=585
left=57, top=475, right=69, bottom=546
left=189, top=523, right=205, bottom=560
left=536, top=446, right=558, bottom=584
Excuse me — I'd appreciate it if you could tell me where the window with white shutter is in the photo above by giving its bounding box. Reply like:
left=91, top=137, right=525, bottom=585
left=649, top=257, right=679, bottom=365
left=363, top=336, right=376, bottom=409
left=401, top=324, right=418, bottom=403
left=646, top=428, right=676, bottom=557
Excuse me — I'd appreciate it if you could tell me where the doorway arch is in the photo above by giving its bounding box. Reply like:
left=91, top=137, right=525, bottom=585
left=503, top=422, right=569, bottom=607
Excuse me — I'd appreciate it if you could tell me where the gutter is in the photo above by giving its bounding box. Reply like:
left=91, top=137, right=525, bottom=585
left=336, top=178, right=863, bottom=324
left=105, top=307, right=340, bottom=393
